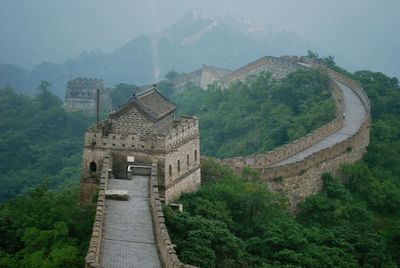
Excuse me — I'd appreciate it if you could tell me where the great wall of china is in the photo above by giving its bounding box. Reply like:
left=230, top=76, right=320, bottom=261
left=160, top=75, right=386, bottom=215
left=83, top=55, right=370, bottom=267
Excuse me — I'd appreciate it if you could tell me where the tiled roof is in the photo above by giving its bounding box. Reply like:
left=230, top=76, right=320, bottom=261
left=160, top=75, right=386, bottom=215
left=109, top=87, right=176, bottom=121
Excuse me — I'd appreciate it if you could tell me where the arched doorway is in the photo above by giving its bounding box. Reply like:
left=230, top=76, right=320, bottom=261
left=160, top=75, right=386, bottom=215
left=89, top=161, right=97, bottom=172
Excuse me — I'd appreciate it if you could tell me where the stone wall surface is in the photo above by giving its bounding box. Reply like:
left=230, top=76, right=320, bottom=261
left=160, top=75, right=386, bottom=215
left=80, top=148, right=109, bottom=202
left=163, top=121, right=201, bottom=202
left=64, top=77, right=111, bottom=113
left=149, top=163, right=198, bottom=268
left=220, top=59, right=371, bottom=212
left=221, top=76, right=345, bottom=170
left=164, top=167, right=201, bottom=204
left=85, top=154, right=112, bottom=268
left=109, top=104, right=155, bottom=135
left=223, top=56, right=304, bottom=84
left=85, top=158, right=197, bottom=268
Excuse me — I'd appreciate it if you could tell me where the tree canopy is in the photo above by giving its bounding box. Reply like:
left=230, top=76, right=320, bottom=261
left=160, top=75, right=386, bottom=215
left=171, top=69, right=335, bottom=158
left=0, top=84, right=92, bottom=202
left=165, top=69, right=400, bottom=267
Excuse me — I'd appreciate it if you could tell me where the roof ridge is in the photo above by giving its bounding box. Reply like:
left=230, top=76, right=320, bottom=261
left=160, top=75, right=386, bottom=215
left=109, top=86, right=176, bottom=121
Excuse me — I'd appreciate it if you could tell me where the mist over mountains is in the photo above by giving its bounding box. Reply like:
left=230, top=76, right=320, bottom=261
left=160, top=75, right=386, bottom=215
left=0, top=11, right=316, bottom=97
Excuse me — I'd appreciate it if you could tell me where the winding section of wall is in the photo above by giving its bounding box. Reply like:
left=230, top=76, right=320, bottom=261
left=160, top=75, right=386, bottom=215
left=221, top=60, right=371, bottom=211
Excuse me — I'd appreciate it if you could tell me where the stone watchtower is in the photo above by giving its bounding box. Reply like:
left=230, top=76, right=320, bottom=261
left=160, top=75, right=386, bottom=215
left=80, top=86, right=201, bottom=203
left=64, top=77, right=111, bottom=113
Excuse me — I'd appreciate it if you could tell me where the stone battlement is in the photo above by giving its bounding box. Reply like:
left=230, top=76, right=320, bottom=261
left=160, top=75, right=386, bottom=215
left=83, top=116, right=199, bottom=154
left=84, top=153, right=112, bottom=268
left=64, top=77, right=111, bottom=113
left=167, top=116, right=199, bottom=150
left=220, top=58, right=370, bottom=211
left=223, top=55, right=305, bottom=84
left=221, top=72, right=346, bottom=170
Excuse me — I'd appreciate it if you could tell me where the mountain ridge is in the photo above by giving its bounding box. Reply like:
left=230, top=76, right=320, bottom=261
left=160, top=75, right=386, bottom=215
left=0, top=11, right=315, bottom=97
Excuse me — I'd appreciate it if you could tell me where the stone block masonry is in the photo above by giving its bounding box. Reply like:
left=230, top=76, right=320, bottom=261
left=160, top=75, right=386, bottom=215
left=64, top=77, right=111, bottom=114
left=149, top=163, right=198, bottom=268
left=79, top=87, right=201, bottom=204
left=85, top=154, right=112, bottom=268
left=80, top=86, right=201, bottom=267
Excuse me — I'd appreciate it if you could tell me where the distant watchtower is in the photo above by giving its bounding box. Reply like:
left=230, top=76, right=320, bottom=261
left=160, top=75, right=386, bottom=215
left=64, top=77, right=111, bottom=113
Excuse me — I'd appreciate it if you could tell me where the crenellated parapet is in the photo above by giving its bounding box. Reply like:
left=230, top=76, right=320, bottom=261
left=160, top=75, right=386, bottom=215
left=85, top=153, right=112, bottom=268
left=220, top=58, right=371, bottom=212
left=64, top=77, right=111, bottom=113
left=166, top=116, right=199, bottom=150
left=80, top=86, right=201, bottom=205
left=221, top=71, right=346, bottom=170
left=223, top=56, right=306, bottom=85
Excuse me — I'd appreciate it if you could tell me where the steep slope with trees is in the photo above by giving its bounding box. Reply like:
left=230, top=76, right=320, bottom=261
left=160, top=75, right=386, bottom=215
left=172, top=69, right=336, bottom=158
left=164, top=70, right=400, bottom=267
left=0, top=83, right=92, bottom=202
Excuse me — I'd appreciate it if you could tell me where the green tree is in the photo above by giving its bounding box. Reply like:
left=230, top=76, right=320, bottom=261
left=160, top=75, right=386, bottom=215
left=109, top=83, right=139, bottom=108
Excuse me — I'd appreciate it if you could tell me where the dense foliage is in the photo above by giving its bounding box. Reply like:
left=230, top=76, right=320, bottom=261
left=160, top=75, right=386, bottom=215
left=0, top=84, right=98, bottom=267
left=1, top=60, right=399, bottom=267
left=0, top=83, right=92, bottom=202
left=172, top=69, right=336, bottom=158
left=0, top=186, right=95, bottom=267
left=165, top=70, right=400, bottom=267
left=109, top=83, right=140, bottom=108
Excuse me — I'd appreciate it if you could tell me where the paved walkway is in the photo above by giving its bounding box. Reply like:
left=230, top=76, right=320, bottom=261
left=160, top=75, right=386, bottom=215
left=100, top=176, right=162, bottom=268
left=271, top=81, right=367, bottom=166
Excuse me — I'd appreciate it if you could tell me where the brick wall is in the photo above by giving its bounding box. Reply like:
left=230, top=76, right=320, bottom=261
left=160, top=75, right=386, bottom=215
left=80, top=116, right=201, bottom=204
left=110, top=105, right=155, bottom=134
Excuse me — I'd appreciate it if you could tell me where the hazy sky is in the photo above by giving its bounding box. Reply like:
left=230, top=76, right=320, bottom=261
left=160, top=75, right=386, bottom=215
left=0, top=0, right=399, bottom=77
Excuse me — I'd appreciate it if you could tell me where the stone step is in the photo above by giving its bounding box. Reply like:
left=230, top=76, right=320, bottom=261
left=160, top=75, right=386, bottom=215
left=105, top=190, right=129, bottom=201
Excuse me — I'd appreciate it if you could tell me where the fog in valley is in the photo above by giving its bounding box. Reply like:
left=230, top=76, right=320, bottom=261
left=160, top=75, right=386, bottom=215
left=0, top=0, right=399, bottom=90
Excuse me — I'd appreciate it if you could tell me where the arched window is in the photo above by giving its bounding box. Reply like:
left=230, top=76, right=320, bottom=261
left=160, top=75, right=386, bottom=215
left=177, top=160, right=181, bottom=172
left=194, top=150, right=198, bottom=162
left=187, top=154, right=190, bottom=166
left=169, top=165, right=172, bottom=177
left=89, top=161, right=97, bottom=172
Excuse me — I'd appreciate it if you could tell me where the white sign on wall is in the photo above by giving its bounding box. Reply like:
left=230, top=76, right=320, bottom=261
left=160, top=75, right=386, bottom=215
left=127, top=156, right=135, bottom=163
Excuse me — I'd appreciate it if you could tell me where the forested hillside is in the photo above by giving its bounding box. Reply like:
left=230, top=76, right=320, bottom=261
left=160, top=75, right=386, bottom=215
left=0, top=187, right=94, bottom=267
left=0, top=65, right=399, bottom=267
left=0, top=83, right=92, bottom=202
left=165, top=70, right=400, bottom=267
left=172, top=69, right=336, bottom=158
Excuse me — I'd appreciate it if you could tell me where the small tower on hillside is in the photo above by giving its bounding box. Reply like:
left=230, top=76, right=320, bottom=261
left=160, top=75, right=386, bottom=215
left=64, top=77, right=111, bottom=113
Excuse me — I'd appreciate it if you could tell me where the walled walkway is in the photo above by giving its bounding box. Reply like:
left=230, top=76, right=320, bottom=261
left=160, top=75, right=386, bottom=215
left=99, top=176, right=162, bottom=268
left=271, top=81, right=367, bottom=167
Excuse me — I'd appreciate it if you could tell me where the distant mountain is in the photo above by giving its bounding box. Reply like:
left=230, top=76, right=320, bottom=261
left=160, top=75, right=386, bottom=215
left=0, top=11, right=316, bottom=97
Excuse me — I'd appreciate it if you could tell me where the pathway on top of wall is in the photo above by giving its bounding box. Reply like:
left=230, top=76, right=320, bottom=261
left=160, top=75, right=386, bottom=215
left=271, top=81, right=367, bottom=167
left=100, top=176, right=162, bottom=268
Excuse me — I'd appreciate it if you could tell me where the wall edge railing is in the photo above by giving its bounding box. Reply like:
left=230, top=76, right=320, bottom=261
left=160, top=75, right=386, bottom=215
left=85, top=152, right=112, bottom=268
left=220, top=65, right=346, bottom=169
